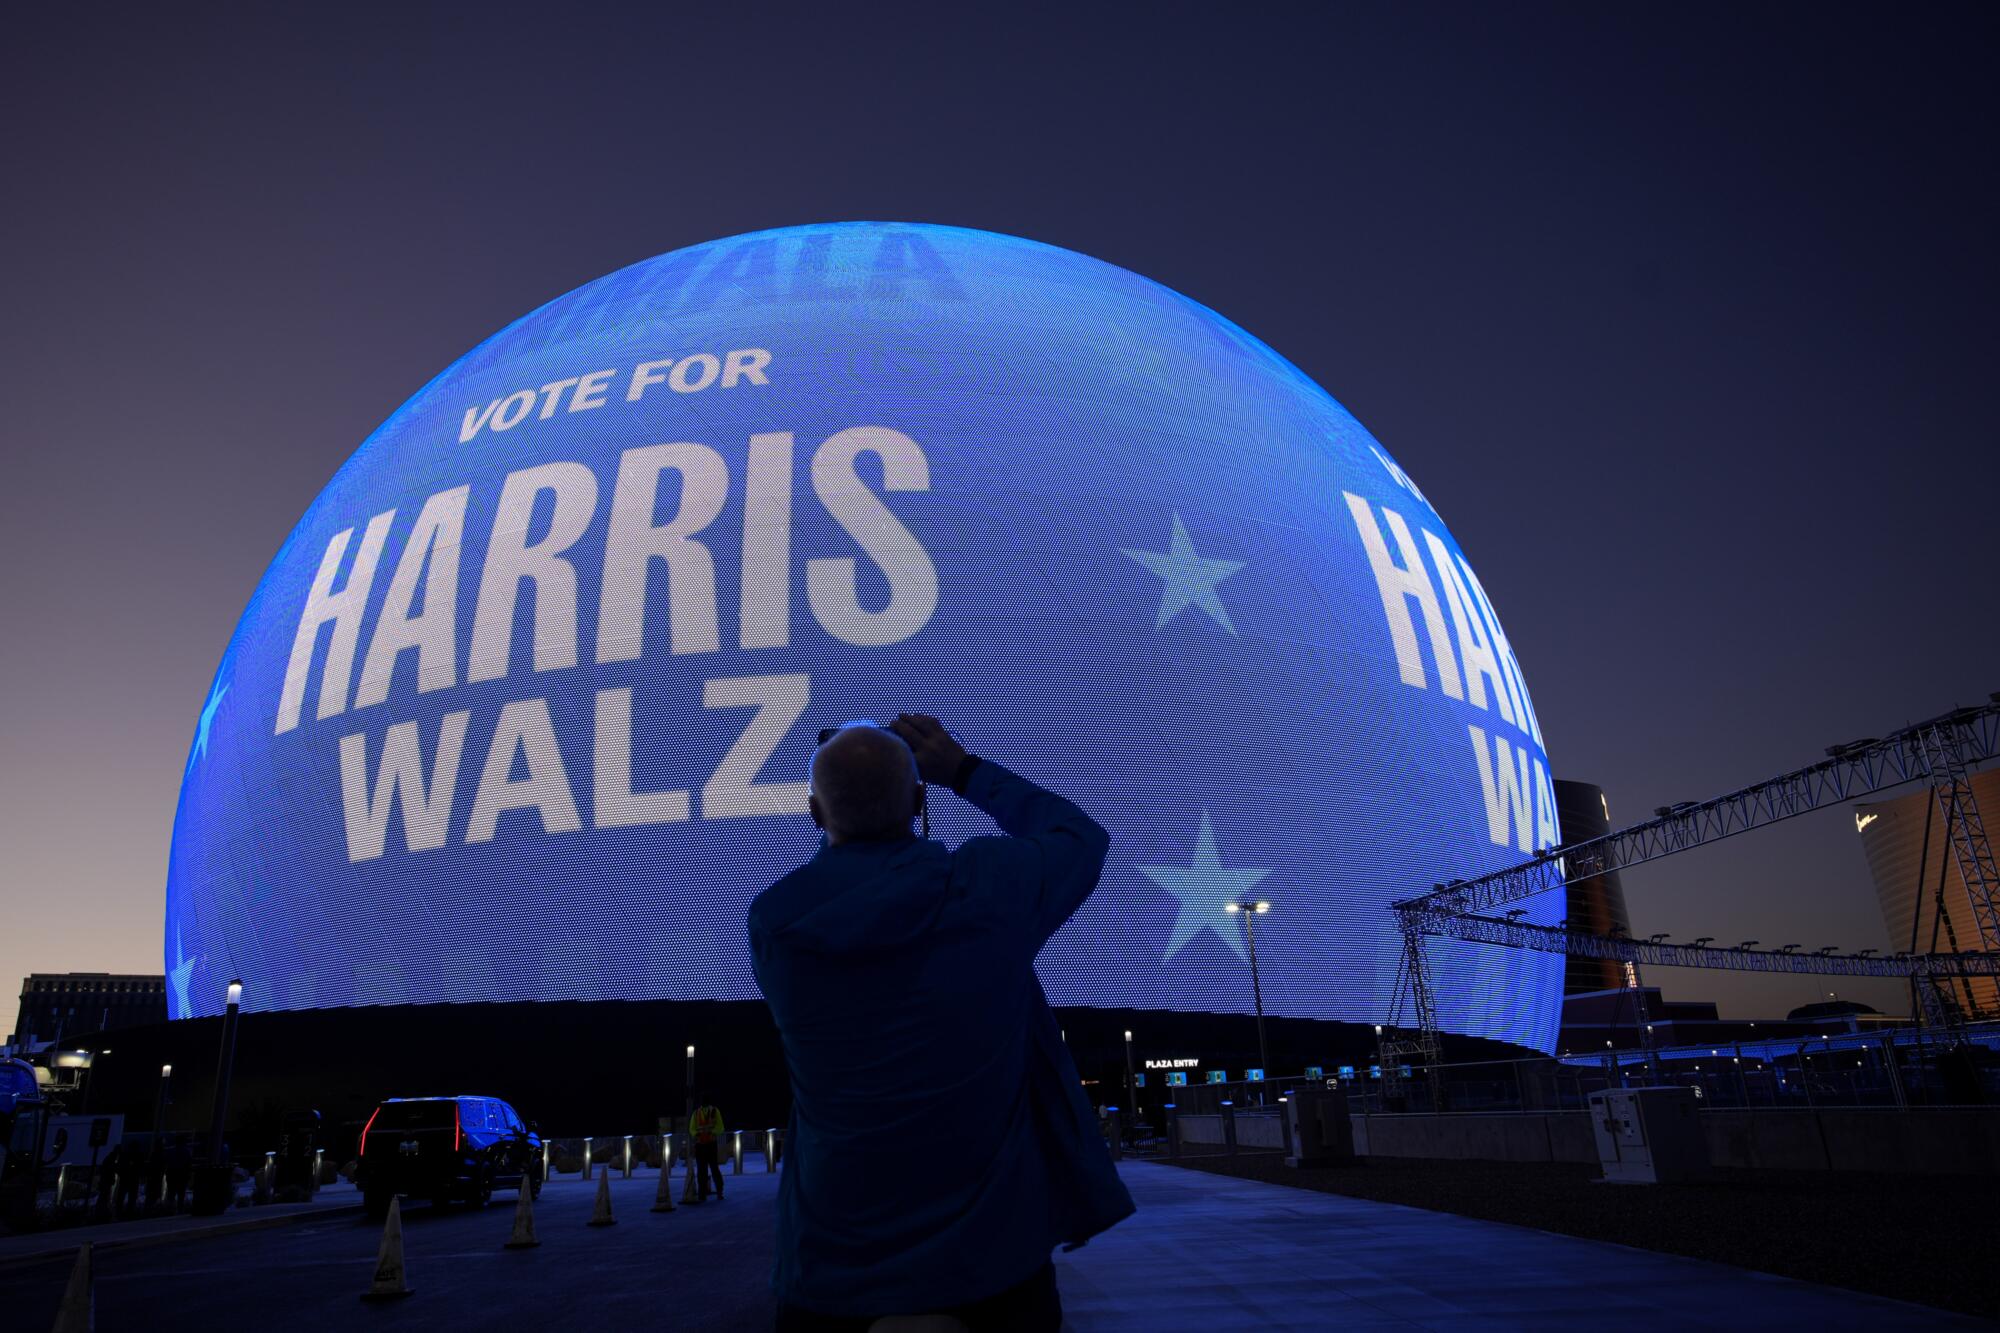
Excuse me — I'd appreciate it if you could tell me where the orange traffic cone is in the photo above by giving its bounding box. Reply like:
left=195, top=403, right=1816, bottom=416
left=49, top=1241, right=92, bottom=1332
left=587, top=1165, right=615, bottom=1227
left=503, top=1178, right=540, bottom=1248
left=360, top=1197, right=413, bottom=1300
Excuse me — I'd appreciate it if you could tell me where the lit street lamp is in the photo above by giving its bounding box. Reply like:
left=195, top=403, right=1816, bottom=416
left=152, top=1062, right=173, bottom=1133
left=193, top=979, right=244, bottom=1216
left=1123, top=1030, right=1136, bottom=1117
left=1224, top=900, right=1271, bottom=1097
left=76, top=1050, right=97, bottom=1114
left=686, top=1044, right=696, bottom=1116
left=208, top=980, right=243, bottom=1164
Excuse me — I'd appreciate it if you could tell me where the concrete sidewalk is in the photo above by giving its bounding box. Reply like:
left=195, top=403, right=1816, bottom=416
left=4, top=1162, right=1973, bottom=1328
left=1054, top=1161, right=1972, bottom=1330
left=0, top=1184, right=363, bottom=1270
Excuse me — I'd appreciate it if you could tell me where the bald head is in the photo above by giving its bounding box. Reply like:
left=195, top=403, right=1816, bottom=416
left=810, top=725, right=921, bottom=843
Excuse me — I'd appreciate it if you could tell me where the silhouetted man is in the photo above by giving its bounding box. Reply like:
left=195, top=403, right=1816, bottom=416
left=749, top=715, right=1134, bottom=1331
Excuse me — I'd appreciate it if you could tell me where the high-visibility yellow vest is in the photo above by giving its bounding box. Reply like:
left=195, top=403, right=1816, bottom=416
left=691, top=1105, right=724, bottom=1143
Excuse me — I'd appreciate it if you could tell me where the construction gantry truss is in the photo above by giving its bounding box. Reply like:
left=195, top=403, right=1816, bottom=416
left=1381, top=699, right=2000, bottom=1089
left=1438, top=913, right=2000, bottom=983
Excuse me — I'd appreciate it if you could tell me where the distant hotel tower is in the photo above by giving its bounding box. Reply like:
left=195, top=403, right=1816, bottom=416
left=1554, top=780, right=1635, bottom=993
left=1852, top=769, right=2000, bottom=1018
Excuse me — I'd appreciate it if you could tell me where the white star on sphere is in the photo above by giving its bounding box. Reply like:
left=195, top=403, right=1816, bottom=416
left=169, top=926, right=196, bottom=1017
left=189, top=679, right=228, bottom=768
left=1140, top=811, right=1271, bottom=963
left=1095, top=321, right=1181, bottom=399
left=1121, top=513, right=1245, bottom=633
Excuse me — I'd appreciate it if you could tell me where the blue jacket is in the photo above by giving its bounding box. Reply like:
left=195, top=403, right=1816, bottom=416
left=748, top=759, right=1135, bottom=1315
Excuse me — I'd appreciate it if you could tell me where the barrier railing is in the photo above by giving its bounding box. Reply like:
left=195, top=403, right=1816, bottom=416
left=15, top=1124, right=793, bottom=1231
left=544, top=1129, right=784, bottom=1180
left=1124, top=1023, right=2000, bottom=1123
left=1157, top=1102, right=1292, bottom=1159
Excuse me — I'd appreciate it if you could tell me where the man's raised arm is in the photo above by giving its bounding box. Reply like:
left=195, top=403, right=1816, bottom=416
left=890, top=713, right=1111, bottom=942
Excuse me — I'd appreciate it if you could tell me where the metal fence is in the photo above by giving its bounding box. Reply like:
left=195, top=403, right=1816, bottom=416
left=1129, top=1024, right=2000, bottom=1122
left=550, top=1129, right=785, bottom=1179
left=1154, top=1105, right=1290, bottom=1160
left=9, top=1128, right=788, bottom=1233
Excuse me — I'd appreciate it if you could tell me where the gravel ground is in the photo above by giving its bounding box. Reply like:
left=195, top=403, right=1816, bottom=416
left=1155, top=1150, right=1994, bottom=1321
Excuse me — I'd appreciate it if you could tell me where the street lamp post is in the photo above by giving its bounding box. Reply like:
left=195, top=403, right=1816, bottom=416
left=1225, top=901, right=1271, bottom=1100
left=207, top=980, right=243, bottom=1166
left=189, top=980, right=244, bottom=1216
left=152, top=1063, right=173, bottom=1133
left=1123, top=1030, right=1136, bottom=1123
left=685, top=1044, right=696, bottom=1117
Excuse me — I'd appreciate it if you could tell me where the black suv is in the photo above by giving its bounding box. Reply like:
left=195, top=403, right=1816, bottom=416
left=358, top=1095, right=540, bottom=1217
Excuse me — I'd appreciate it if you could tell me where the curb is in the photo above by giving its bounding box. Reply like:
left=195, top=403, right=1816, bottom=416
left=0, top=1200, right=365, bottom=1271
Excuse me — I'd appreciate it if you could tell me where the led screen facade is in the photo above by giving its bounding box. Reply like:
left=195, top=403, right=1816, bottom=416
left=166, top=223, right=1564, bottom=1049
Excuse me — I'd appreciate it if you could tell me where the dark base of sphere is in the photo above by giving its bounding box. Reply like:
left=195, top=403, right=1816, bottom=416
left=67, top=998, right=1535, bottom=1151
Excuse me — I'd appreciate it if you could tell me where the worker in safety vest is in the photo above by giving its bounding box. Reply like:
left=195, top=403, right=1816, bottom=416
left=690, top=1094, right=726, bottom=1201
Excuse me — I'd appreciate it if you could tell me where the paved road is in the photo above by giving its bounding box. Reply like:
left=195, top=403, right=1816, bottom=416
left=4, top=1159, right=1973, bottom=1330
left=3, top=1166, right=779, bottom=1331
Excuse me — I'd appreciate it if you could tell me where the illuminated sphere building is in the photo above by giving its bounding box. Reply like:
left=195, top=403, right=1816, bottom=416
left=164, top=223, right=1563, bottom=1053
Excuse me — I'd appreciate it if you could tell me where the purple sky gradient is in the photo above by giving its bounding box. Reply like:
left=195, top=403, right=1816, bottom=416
left=3, top=5, right=1995, bottom=1025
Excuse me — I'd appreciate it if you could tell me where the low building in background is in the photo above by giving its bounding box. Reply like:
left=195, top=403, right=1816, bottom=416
left=1558, top=987, right=1900, bottom=1054
left=10, top=972, right=167, bottom=1049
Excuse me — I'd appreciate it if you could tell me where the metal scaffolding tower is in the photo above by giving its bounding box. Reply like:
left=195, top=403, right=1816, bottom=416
left=1388, top=698, right=2000, bottom=1097
left=1911, top=718, right=2000, bottom=956
left=1434, top=912, right=2000, bottom=985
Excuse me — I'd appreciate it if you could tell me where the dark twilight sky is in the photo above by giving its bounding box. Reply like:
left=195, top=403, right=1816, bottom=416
left=3, top=5, right=1995, bottom=1026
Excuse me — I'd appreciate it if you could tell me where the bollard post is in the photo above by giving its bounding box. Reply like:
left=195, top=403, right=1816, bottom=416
left=662, top=1133, right=673, bottom=1174
left=542, top=1140, right=553, bottom=1187
left=1166, top=1106, right=1180, bottom=1159
left=55, top=1164, right=71, bottom=1211
left=580, top=1137, right=593, bottom=1180
left=623, top=1136, right=632, bottom=1179
left=732, top=1129, right=743, bottom=1175
left=1222, top=1103, right=1238, bottom=1155
left=765, top=1129, right=777, bottom=1171
left=312, top=1148, right=324, bottom=1197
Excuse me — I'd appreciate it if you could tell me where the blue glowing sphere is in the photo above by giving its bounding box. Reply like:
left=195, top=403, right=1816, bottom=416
left=166, top=223, right=1563, bottom=1049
